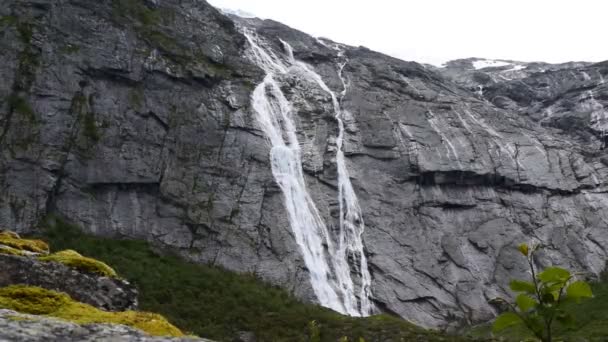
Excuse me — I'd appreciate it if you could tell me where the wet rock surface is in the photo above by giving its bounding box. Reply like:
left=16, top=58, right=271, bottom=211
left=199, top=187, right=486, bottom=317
left=0, top=309, right=212, bottom=342
left=1, top=0, right=608, bottom=330
left=0, top=254, right=138, bottom=311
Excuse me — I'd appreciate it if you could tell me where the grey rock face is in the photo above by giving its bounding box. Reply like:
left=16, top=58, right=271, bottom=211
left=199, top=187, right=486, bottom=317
left=0, top=254, right=138, bottom=311
left=2, top=0, right=608, bottom=331
left=0, top=309, right=213, bottom=342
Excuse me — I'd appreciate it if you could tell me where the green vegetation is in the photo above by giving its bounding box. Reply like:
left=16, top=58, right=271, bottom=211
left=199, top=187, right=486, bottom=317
left=37, top=217, right=468, bottom=342
left=468, top=279, right=608, bottom=341
left=111, top=0, right=162, bottom=27
left=0, top=231, right=49, bottom=254
left=0, top=285, right=184, bottom=337
left=491, top=243, right=592, bottom=342
left=39, top=250, right=117, bottom=278
left=70, top=92, right=101, bottom=143
left=16, top=22, right=34, bottom=45
left=6, top=94, right=36, bottom=122
left=110, top=0, right=178, bottom=53
left=128, top=87, right=145, bottom=110
left=82, top=111, right=100, bottom=142
left=0, top=15, right=18, bottom=28
left=467, top=243, right=605, bottom=341
left=60, top=44, right=81, bottom=55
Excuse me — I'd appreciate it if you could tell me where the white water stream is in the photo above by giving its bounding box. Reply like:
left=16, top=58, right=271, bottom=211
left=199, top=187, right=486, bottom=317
left=243, top=29, right=372, bottom=316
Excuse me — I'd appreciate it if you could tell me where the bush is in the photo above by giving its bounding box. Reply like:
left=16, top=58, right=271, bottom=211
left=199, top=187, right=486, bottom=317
left=492, top=243, right=593, bottom=342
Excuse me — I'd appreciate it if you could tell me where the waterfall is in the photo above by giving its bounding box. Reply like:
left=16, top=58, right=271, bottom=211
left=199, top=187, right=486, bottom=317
left=243, top=29, right=373, bottom=316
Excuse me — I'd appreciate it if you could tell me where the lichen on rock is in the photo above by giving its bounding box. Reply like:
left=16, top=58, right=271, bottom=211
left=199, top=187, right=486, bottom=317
left=0, top=285, right=184, bottom=337
left=0, top=245, right=27, bottom=256
left=39, top=249, right=118, bottom=278
left=0, top=231, right=49, bottom=255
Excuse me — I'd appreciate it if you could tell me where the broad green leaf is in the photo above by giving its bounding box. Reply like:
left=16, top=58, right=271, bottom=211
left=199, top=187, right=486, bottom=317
left=542, top=282, right=564, bottom=295
left=516, top=294, right=536, bottom=312
left=566, top=280, right=593, bottom=302
left=538, top=267, right=570, bottom=283
left=493, top=312, right=522, bottom=332
left=510, top=280, right=536, bottom=294
left=518, top=243, right=529, bottom=256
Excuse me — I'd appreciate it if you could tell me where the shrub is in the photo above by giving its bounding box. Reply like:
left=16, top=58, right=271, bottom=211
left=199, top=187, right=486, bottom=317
left=492, top=243, right=593, bottom=342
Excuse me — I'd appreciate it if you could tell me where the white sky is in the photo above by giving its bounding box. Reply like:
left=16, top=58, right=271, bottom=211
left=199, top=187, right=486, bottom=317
left=207, top=0, right=608, bottom=66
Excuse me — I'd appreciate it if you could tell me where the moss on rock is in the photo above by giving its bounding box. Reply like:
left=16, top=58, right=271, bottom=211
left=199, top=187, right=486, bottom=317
left=39, top=250, right=117, bottom=278
left=0, top=285, right=184, bottom=337
left=0, top=232, right=49, bottom=254
left=0, top=245, right=27, bottom=256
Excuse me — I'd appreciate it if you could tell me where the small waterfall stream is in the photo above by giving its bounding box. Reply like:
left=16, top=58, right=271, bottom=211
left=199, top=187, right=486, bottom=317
left=243, top=29, right=373, bottom=316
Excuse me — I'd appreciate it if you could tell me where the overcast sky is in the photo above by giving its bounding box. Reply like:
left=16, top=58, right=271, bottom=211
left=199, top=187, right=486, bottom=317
left=207, top=0, right=608, bottom=66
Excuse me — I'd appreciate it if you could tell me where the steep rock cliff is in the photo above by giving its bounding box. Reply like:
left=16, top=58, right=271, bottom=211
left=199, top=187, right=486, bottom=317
left=1, top=0, right=608, bottom=330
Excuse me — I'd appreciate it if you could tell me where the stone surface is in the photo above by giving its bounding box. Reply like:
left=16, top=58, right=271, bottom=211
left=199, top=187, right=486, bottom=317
left=0, top=254, right=138, bottom=311
left=0, top=309, right=213, bottom=342
left=1, top=0, right=608, bottom=331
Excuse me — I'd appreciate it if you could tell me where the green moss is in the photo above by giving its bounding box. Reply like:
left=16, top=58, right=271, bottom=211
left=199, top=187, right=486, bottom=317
left=128, top=87, right=145, bottom=110
left=39, top=250, right=117, bottom=278
left=0, top=231, right=49, bottom=254
left=142, top=29, right=179, bottom=52
left=37, top=217, right=469, bottom=342
left=111, top=0, right=161, bottom=27
left=71, top=92, right=101, bottom=143
left=16, top=22, right=33, bottom=44
left=60, top=44, right=81, bottom=54
left=0, top=245, right=27, bottom=256
left=0, top=15, right=18, bottom=27
left=0, top=285, right=184, bottom=337
left=83, top=112, right=100, bottom=142
left=7, top=94, right=36, bottom=121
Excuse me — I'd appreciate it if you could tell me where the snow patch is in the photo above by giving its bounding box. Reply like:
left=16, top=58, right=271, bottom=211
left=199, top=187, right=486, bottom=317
left=503, top=64, right=526, bottom=72
left=219, top=8, right=257, bottom=18
left=472, top=59, right=511, bottom=70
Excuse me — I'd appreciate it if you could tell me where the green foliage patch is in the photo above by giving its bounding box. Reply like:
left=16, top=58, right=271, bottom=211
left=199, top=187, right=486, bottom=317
left=37, top=217, right=469, bottom=342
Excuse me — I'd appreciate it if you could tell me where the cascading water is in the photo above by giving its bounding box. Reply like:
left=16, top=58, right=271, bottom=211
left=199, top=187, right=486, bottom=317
left=243, top=29, right=373, bottom=316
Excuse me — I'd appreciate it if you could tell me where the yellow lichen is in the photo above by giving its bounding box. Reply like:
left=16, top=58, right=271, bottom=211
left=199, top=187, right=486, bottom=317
left=0, top=231, right=20, bottom=239
left=0, top=245, right=27, bottom=256
left=0, top=231, right=49, bottom=254
left=0, top=285, right=184, bottom=337
left=38, top=250, right=118, bottom=278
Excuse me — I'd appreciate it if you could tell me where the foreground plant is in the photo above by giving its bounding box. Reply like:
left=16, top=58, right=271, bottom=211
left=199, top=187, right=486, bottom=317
left=492, top=243, right=593, bottom=341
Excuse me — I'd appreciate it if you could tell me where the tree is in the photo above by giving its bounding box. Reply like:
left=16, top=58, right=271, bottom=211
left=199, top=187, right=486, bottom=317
left=492, top=243, right=593, bottom=342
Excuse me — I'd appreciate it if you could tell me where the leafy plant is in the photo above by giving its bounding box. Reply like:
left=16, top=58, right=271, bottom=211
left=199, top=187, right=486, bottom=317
left=492, top=243, right=593, bottom=341
left=308, top=320, right=321, bottom=342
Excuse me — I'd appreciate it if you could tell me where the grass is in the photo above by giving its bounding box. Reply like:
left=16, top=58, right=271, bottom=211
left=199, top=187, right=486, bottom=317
left=36, top=217, right=470, bottom=342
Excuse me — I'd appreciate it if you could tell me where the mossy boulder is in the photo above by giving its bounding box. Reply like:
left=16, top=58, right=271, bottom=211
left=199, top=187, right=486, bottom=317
left=0, top=231, right=49, bottom=255
left=0, top=285, right=183, bottom=337
left=39, top=250, right=117, bottom=278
